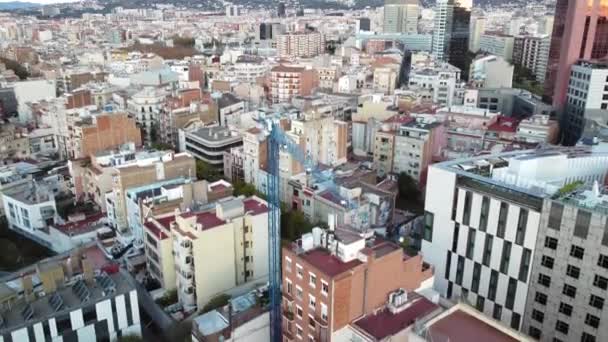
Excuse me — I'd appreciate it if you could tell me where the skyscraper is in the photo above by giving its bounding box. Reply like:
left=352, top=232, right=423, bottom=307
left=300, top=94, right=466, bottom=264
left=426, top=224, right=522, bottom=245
left=277, top=1, right=286, bottom=17
left=432, top=0, right=454, bottom=61
left=469, top=16, right=486, bottom=53
left=448, top=0, right=471, bottom=72
left=543, top=0, right=608, bottom=107
left=383, top=0, right=420, bottom=34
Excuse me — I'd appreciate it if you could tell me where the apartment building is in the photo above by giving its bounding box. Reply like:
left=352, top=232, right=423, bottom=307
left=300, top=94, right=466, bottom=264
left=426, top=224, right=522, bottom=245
left=421, top=146, right=608, bottom=335
left=0, top=254, right=141, bottom=342
left=408, top=61, right=462, bottom=107
left=281, top=225, right=434, bottom=341
left=392, top=119, right=444, bottom=183
left=431, top=0, right=454, bottom=61
left=513, top=35, right=550, bottom=82
left=126, top=87, right=167, bottom=143
left=68, top=112, right=142, bottom=160
left=270, top=65, right=318, bottom=104
left=383, top=0, right=419, bottom=34
left=478, top=33, right=515, bottom=61
left=180, top=126, right=243, bottom=168
left=143, top=196, right=269, bottom=311
left=469, top=55, right=514, bottom=89
left=277, top=31, right=324, bottom=58
left=242, top=127, right=268, bottom=186
left=105, top=151, right=196, bottom=241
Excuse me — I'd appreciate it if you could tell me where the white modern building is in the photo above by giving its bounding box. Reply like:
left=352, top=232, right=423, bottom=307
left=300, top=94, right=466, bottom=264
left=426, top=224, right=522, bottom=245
left=180, top=126, right=243, bottom=167
left=479, top=33, right=515, bottom=62
left=431, top=0, right=454, bottom=61
left=383, top=0, right=420, bottom=34
left=469, top=16, right=486, bottom=53
left=469, top=55, right=514, bottom=89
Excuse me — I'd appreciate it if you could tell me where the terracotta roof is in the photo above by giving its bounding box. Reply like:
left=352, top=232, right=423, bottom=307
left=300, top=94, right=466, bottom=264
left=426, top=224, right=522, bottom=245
left=271, top=65, right=306, bottom=73
left=354, top=296, right=439, bottom=340
left=487, top=116, right=519, bottom=133
left=244, top=198, right=268, bottom=215
left=428, top=310, right=519, bottom=342
left=194, top=211, right=226, bottom=229
left=300, top=249, right=362, bottom=277
left=53, top=212, right=105, bottom=236
left=144, top=220, right=170, bottom=240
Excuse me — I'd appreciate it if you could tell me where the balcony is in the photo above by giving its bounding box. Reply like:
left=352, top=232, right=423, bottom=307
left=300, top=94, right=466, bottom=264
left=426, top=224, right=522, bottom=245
left=283, top=309, right=295, bottom=322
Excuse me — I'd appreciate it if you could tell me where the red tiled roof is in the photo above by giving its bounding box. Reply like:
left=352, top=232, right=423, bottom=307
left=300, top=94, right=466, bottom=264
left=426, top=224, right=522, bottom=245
left=144, top=221, right=169, bottom=240
left=354, top=296, right=439, bottom=340
left=384, top=115, right=413, bottom=124
left=244, top=198, right=268, bottom=215
left=194, top=211, right=226, bottom=229
left=487, top=116, right=519, bottom=133
left=429, top=310, right=519, bottom=342
left=53, top=212, right=106, bottom=236
left=300, top=249, right=362, bottom=277
left=210, top=183, right=229, bottom=192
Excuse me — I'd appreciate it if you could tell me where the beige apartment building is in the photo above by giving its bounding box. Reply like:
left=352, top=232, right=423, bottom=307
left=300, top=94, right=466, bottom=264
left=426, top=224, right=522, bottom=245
left=277, top=31, right=324, bottom=58
left=270, top=65, right=319, bottom=104
left=143, top=196, right=269, bottom=311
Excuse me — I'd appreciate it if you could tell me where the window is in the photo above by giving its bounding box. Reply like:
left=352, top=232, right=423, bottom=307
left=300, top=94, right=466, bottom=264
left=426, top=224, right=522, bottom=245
left=471, top=263, right=481, bottom=293
left=566, top=265, right=580, bottom=279
left=462, top=191, right=472, bottom=225
left=519, top=248, right=531, bottom=282
left=563, top=284, right=577, bottom=298
left=505, top=278, right=517, bottom=310
left=296, top=264, right=303, bottom=278
left=466, top=228, right=476, bottom=259
left=445, top=252, right=452, bottom=279
left=531, top=309, right=545, bottom=323
left=308, top=295, right=316, bottom=310
left=515, top=209, right=528, bottom=245
left=542, top=255, right=555, bottom=269
left=497, top=202, right=508, bottom=238
left=296, top=286, right=303, bottom=300
left=559, top=302, right=572, bottom=316
left=548, top=202, right=564, bottom=230
left=555, top=320, right=569, bottom=335
left=452, top=189, right=459, bottom=220
left=598, top=254, right=608, bottom=269
left=321, top=281, right=329, bottom=296
left=545, top=236, right=558, bottom=249
left=529, top=326, right=541, bottom=339
left=423, top=211, right=434, bottom=242
left=589, top=295, right=604, bottom=309
left=479, top=196, right=490, bottom=231
left=571, top=246, right=585, bottom=259
left=538, top=274, right=551, bottom=287
left=309, top=273, right=316, bottom=288
left=285, top=257, right=292, bottom=271
left=492, top=304, right=502, bottom=320
left=511, top=312, right=521, bottom=330
left=296, top=306, right=303, bottom=319
left=500, top=241, right=511, bottom=274
left=593, top=275, right=608, bottom=290
left=535, top=292, right=547, bottom=305
left=582, top=333, right=597, bottom=342
left=574, top=210, right=591, bottom=239
left=286, top=279, right=293, bottom=294
left=488, top=270, right=498, bottom=301
left=452, top=223, right=460, bottom=253
left=475, top=296, right=484, bottom=312
left=603, top=221, right=608, bottom=247
left=296, top=325, right=303, bottom=338
left=320, top=302, right=328, bottom=321
left=482, top=235, right=492, bottom=266
left=455, top=256, right=465, bottom=285
left=585, top=314, right=600, bottom=328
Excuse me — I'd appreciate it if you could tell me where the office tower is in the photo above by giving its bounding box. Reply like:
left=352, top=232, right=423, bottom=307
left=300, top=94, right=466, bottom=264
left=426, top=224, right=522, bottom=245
left=544, top=0, right=608, bottom=107
left=296, top=6, right=304, bottom=16
left=383, top=0, right=420, bottom=34
left=356, top=17, right=371, bottom=32
left=469, top=16, right=486, bottom=52
left=225, top=5, right=239, bottom=17
left=561, top=60, right=608, bottom=145
left=432, top=0, right=454, bottom=61
left=422, top=147, right=608, bottom=335
left=259, top=22, right=273, bottom=40
left=448, top=0, right=471, bottom=72
left=277, top=2, right=286, bottom=17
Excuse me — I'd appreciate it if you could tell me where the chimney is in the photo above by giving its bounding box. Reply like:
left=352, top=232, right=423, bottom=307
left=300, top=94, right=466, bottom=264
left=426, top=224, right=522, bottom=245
left=81, top=256, right=94, bottom=285
left=21, top=275, right=35, bottom=302
left=37, top=263, right=64, bottom=295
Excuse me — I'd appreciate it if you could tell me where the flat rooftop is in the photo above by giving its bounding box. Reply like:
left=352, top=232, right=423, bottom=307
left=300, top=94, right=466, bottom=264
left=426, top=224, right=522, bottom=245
left=427, top=309, right=519, bottom=342
left=187, top=126, right=242, bottom=143
left=297, top=248, right=363, bottom=277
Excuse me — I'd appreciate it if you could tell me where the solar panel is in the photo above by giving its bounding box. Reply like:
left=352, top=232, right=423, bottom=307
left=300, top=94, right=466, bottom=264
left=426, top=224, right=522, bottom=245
left=72, top=280, right=90, bottom=303
left=96, top=273, right=116, bottom=294
left=21, top=304, right=34, bottom=321
left=48, top=292, right=64, bottom=312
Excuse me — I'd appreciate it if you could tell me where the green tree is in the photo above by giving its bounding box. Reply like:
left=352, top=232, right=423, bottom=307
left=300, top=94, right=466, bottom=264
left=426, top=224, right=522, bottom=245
left=398, top=172, right=421, bottom=201
left=281, top=206, right=314, bottom=241
left=233, top=181, right=257, bottom=197
left=196, top=160, right=222, bottom=182
left=201, top=293, right=231, bottom=313
left=0, top=57, right=30, bottom=80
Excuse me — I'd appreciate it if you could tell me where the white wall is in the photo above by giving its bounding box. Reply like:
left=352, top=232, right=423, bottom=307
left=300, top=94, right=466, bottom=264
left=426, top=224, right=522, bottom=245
left=13, top=80, right=56, bottom=122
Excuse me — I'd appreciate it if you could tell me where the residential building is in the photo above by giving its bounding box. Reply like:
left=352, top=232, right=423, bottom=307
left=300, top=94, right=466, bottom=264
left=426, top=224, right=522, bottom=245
left=469, top=55, right=514, bottom=89
left=242, top=127, right=268, bottom=186
left=562, top=59, right=608, bottom=146
left=513, top=35, right=550, bottom=82
left=431, top=0, right=454, bottom=61
left=448, top=1, right=471, bottom=73
left=356, top=18, right=371, bottom=33
left=216, top=93, right=246, bottom=127
left=408, top=61, right=462, bottom=107
left=372, top=67, right=399, bottom=95
left=68, top=112, right=142, bottom=160
left=270, top=66, right=318, bottom=104
left=143, top=196, right=269, bottom=311
left=180, top=126, right=243, bottom=168
left=281, top=226, right=434, bottom=341
left=393, top=118, right=445, bottom=183
left=383, top=0, right=419, bottom=34
left=126, top=87, right=166, bottom=143
left=277, top=32, right=324, bottom=58
left=544, top=0, right=608, bottom=107
left=421, top=147, right=608, bottom=333
left=0, top=252, right=142, bottom=342
left=515, top=115, right=559, bottom=144
left=478, top=33, right=515, bottom=61
left=464, top=88, right=553, bottom=117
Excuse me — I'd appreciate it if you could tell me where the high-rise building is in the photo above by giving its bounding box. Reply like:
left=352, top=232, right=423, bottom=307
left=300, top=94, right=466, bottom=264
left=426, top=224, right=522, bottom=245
left=469, top=16, right=486, bottom=53
left=512, top=35, right=550, bottom=82
left=421, top=146, right=608, bottom=335
left=383, top=0, right=419, bottom=34
left=277, top=31, right=324, bottom=58
left=277, top=1, right=286, bottom=17
left=432, top=0, right=454, bottom=61
left=356, top=17, right=371, bottom=32
left=544, top=0, right=608, bottom=107
left=478, top=32, right=515, bottom=61
left=448, top=0, right=471, bottom=72
left=561, top=60, right=608, bottom=145
left=259, top=23, right=273, bottom=40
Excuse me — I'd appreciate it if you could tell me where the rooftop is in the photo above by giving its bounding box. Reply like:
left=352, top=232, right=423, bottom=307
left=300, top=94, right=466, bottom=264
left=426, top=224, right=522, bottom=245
left=296, top=248, right=363, bottom=277
left=427, top=309, right=520, bottom=342
left=188, top=126, right=242, bottom=143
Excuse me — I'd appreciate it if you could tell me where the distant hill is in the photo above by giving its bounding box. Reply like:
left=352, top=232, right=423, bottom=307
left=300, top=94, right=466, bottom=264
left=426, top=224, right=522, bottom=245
left=0, top=2, right=41, bottom=10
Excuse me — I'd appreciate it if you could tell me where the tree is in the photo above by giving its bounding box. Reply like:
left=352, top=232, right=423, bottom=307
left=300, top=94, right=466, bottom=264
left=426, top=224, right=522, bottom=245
left=196, top=160, right=222, bottom=182
left=398, top=172, right=421, bottom=201
left=233, top=181, right=257, bottom=197
left=0, top=57, right=30, bottom=80
left=281, top=206, right=314, bottom=241
left=201, top=293, right=231, bottom=313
